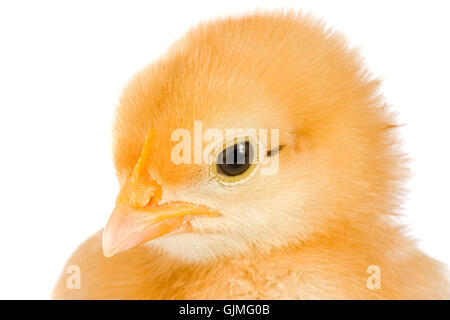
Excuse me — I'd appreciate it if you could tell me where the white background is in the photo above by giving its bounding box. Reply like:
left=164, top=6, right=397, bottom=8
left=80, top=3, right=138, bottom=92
left=0, top=0, right=449, bottom=299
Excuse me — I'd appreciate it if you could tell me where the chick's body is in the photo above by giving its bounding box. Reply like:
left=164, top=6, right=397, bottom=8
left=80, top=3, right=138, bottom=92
left=54, top=12, right=449, bottom=299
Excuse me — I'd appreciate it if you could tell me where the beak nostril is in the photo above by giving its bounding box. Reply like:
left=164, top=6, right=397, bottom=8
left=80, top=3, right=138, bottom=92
left=118, top=128, right=163, bottom=209
left=120, top=178, right=162, bottom=209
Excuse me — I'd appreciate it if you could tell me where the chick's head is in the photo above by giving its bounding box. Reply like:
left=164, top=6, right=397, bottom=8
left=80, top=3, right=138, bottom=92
left=103, top=12, right=405, bottom=263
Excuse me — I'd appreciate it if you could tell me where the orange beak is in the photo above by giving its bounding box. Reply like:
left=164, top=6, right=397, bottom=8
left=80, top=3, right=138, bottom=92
left=102, top=130, right=219, bottom=257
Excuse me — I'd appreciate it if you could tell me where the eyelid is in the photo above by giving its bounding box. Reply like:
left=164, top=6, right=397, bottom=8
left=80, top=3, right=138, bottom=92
left=266, top=145, right=284, bottom=157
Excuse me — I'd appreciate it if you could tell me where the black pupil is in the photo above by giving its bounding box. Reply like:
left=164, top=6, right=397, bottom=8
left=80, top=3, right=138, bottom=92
left=217, top=141, right=253, bottom=176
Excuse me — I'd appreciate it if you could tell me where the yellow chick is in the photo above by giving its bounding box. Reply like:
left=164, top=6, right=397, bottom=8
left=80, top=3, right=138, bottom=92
left=53, top=12, right=449, bottom=299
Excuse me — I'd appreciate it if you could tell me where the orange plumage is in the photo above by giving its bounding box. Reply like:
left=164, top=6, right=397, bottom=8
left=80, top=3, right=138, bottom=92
left=53, top=11, right=449, bottom=299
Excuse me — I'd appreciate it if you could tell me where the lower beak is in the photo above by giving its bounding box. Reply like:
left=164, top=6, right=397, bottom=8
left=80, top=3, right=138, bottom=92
left=102, top=202, right=219, bottom=257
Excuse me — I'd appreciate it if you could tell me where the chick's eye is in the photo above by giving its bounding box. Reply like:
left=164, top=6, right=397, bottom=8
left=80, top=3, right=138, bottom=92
left=217, top=141, right=253, bottom=177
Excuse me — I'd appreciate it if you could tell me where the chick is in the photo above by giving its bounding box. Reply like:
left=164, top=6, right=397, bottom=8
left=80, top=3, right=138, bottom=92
left=53, top=12, right=449, bottom=299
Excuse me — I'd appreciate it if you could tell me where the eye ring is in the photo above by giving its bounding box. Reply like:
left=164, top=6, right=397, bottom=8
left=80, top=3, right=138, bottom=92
left=211, top=137, right=258, bottom=184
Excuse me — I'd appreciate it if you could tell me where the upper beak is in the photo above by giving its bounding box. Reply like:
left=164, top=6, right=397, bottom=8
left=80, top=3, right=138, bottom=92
left=102, top=130, right=219, bottom=258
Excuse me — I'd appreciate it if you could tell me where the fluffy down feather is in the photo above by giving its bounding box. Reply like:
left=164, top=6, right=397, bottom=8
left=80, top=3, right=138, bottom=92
left=53, top=11, right=449, bottom=299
